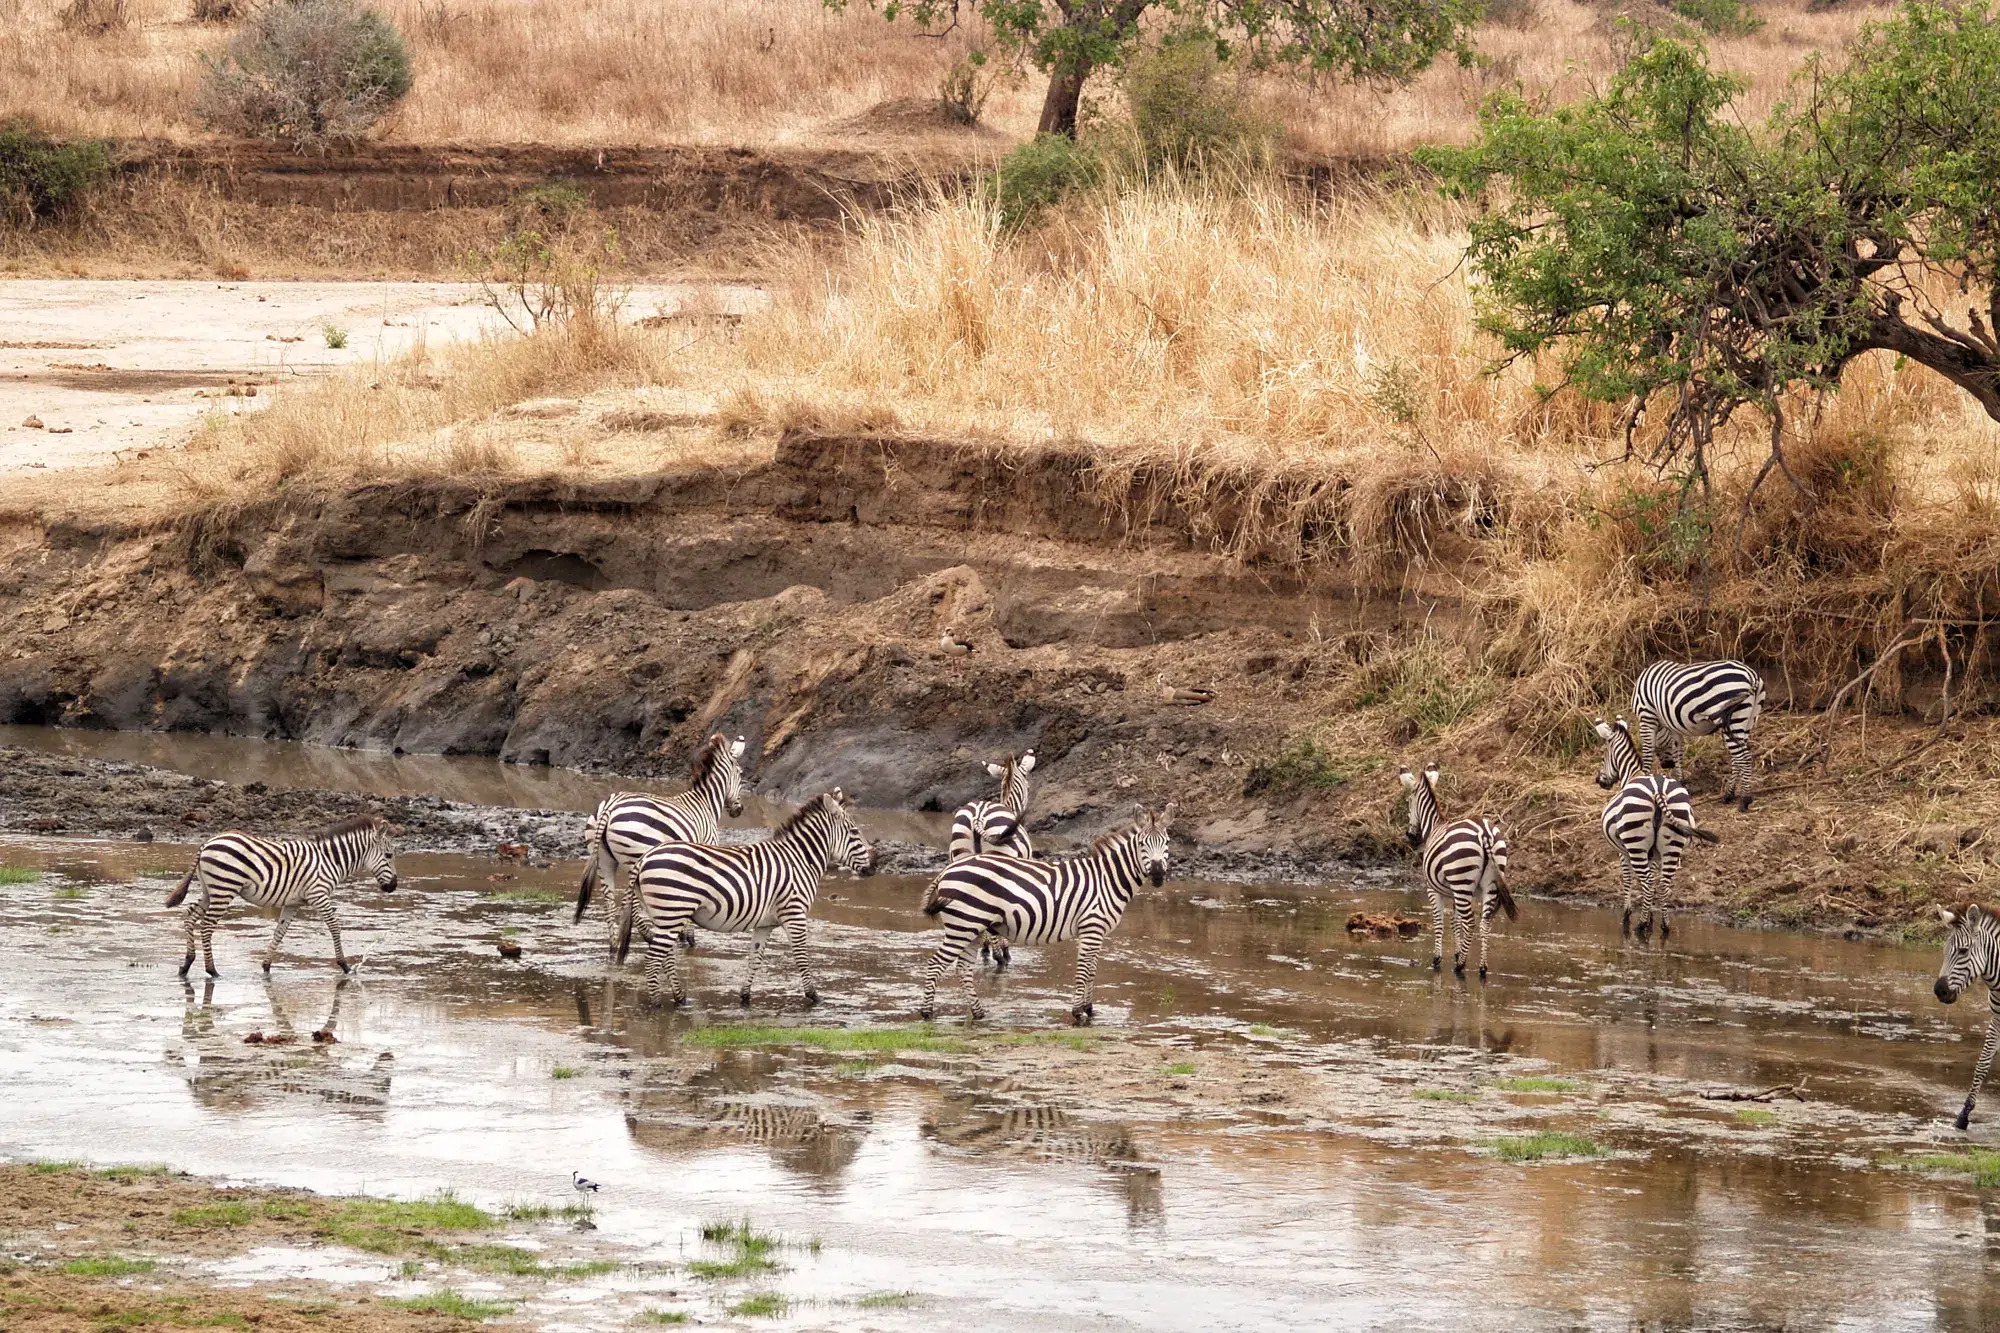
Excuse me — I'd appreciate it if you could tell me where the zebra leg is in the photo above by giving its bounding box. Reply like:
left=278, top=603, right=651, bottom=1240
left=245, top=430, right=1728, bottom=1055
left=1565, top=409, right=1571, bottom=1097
left=1070, top=926, right=1108, bottom=1025
left=1655, top=838, right=1686, bottom=942
left=308, top=884, right=349, bottom=973
left=1636, top=712, right=1660, bottom=775
left=1959, top=1010, right=2000, bottom=1131
left=597, top=848, right=623, bottom=959
left=197, top=883, right=221, bottom=978
left=1724, top=719, right=1756, bottom=811
left=740, top=925, right=771, bottom=1007
left=1427, top=885, right=1446, bottom=972
left=1452, top=895, right=1473, bottom=976
left=1635, top=855, right=1657, bottom=940
left=1476, top=884, right=1493, bottom=981
left=1616, top=848, right=1639, bottom=936
left=262, top=906, right=297, bottom=975
left=918, top=926, right=980, bottom=1021
left=643, top=925, right=686, bottom=1006
left=781, top=913, right=821, bottom=1007
left=180, top=898, right=201, bottom=977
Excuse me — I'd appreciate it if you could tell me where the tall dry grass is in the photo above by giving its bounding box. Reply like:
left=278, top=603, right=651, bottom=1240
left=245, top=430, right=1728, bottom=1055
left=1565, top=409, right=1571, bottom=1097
left=2, top=0, right=1887, bottom=152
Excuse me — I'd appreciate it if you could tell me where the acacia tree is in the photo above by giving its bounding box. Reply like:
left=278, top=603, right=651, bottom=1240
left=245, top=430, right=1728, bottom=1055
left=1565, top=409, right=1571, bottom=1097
left=1422, top=2, right=2000, bottom=505
left=831, top=0, right=1478, bottom=137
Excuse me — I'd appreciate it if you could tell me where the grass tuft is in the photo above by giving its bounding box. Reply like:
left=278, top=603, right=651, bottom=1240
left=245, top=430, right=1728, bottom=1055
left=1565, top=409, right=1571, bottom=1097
left=95, top=1164, right=173, bottom=1180
left=1163, top=1060, right=1197, bottom=1076
left=0, top=867, right=41, bottom=885
left=1489, top=1131, right=1607, bottom=1162
left=1494, top=1076, right=1582, bottom=1094
left=383, top=1289, right=513, bottom=1319
left=689, top=1219, right=784, bottom=1280
left=60, top=1255, right=157, bottom=1276
left=688, top=1025, right=968, bottom=1054
left=638, top=1313, right=691, bottom=1326
left=1906, top=1149, right=2000, bottom=1188
left=1413, top=1088, right=1478, bottom=1103
left=727, top=1292, right=789, bottom=1317
left=551, top=1066, right=581, bottom=1080
left=855, top=1290, right=920, bottom=1308
left=173, top=1202, right=255, bottom=1227
left=1734, top=1108, right=1778, bottom=1127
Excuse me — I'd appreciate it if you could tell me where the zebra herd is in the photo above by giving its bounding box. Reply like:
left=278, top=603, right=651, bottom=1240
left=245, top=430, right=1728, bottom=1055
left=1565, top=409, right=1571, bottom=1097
left=152, top=655, right=2000, bottom=1127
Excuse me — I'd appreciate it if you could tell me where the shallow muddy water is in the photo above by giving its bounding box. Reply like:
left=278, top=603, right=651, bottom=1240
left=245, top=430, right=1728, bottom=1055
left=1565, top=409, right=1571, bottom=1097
left=4, top=737, right=2000, bottom=1329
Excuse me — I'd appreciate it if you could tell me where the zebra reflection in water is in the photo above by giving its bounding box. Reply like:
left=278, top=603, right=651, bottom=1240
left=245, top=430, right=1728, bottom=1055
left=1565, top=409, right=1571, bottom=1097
left=923, top=1091, right=1164, bottom=1227
left=168, top=979, right=393, bottom=1117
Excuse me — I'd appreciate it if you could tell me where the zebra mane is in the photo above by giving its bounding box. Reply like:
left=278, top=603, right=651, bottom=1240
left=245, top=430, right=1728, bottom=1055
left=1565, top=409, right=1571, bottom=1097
left=772, top=793, right=839, bottom=838
left=1087, top=825, right=1138, bottom=855
left=688, top=733, right=730, bottom=783
left=304, top=814, right=384, bottom=841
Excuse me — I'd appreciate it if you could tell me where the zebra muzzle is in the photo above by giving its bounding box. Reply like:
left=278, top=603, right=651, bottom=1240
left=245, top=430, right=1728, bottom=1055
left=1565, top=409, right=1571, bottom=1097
left=380, top=875, right=399, bottom=893
left=1936, top=978, right=1960, bottom=1004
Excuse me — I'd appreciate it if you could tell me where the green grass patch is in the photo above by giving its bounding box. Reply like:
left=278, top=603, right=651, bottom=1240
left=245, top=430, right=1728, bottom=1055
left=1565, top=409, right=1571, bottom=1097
left=1906, top=1148, right=2000, bottom=1188
left=1413, top=1088, right=1478, bottom=1103
left=727, top=1293, right=789, bottom=1317
left=1489, top=1131, right=1607, bottom=1162
left=1734, top=1108, right=1778, bottom=1127
left=383, top=1289, right=513, bottom=1319
left=689, top=1220, right=785, bottom=1280
left=1494, top=1076, right=1582, bottom=1094
left=1246, top=1024, right=1297, bottom=1040
left=502, top=1202, right=594, bottom=1222
left=687, top=1025, right=970, bottom=1055
left=855, top=1291, right=920, bottom=1309
left=60, top=1255, right=157, bottom=1276
left=95, top=1165, right=173, bottom=1181
left=638, top=1313, right=691, bottom=1326
left=26, top=1159, right=83, bottom=1174
left=173, top=1202, right=255, bottom=1228
left=53, top=886, right=85, bottom=899
left=550, top=1066, right=580, bottom=1080
left=317, top=1192, right=497, bottom=1253
left=1163, top=1061, right=1197, bottom=1076
left=492, top=888, right=565, bottom=905
left=986, top=1030, right=1099, bottom=1051
left=430, top=1243, right=547, bottom=1276
left=0, top=867, right=41, bottom=885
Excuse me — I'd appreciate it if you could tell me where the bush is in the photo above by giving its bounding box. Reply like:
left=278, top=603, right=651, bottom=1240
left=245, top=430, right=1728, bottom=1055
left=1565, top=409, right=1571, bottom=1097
left=938, top=49, right=995, bottom=126
left=1480, top=0, right=1542, bottom=26
left=198, top=0, right=414, bottom=150
left=1120, top=41, right=1274, bottom=174
left=0, top=120, right=111, bottom=228
left=58, top=0, right=128, bottom=33
left=1672, top=0, right=1763, bottom=35
left=190, top=0, right=254, bottom=21
left=991, top=135, right=1102, bottom=231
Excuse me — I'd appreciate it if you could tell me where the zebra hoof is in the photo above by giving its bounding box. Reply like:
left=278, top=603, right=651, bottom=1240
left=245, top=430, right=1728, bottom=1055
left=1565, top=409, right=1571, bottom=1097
left=262, top=961, right=272, bottom=974
left=1738, top=795, right=1755, bottom=813
left=178, top=956, right=195, bottom=978
left=1620, top=911, right=1631, bottom=936
left=205, top=966, right=220, bottom=979
left=1430, top=956, right=1442, bottom=972
left=1452, top=960, right=1466, bottom=977
left=738, top=989, right=752, bottom=1007
left=680, top=931, right=696, bottom=951
left=968, top=1006, right=986, bottom=1022
left=1659, top=921, right=1671, bottom=941
left=1957, top=1101, right=1974, bottom=1132
left=1478, top=965, right=1488, bottom=980
left=802, top=989, right=820, bottom=1008
left=979, top=943, right=991, bottom=963
left=917, top=1006, right=935, bottom=1021
left=1635, top=921, right=1652, bottom=941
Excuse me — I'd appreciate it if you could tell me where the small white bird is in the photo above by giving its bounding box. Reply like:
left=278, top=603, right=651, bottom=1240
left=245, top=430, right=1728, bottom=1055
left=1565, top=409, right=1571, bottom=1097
left=937, top=628, right=973, bottom=658
left=571, top=1171, right=601, bottom=1194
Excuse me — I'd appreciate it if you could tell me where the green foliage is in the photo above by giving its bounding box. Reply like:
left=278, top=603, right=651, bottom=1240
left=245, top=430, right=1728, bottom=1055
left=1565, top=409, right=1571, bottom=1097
left=27, top=1160, right=82, bottom=1173
left=60, top=1256, right=157, bottom=1276
left=512, top=181, right=591, bottom=228
left=1489, top=1131, right=1607, bottom=1161
left=316, top=1191, right=497, bottom=1253
left=322, top=325, right=348, bottom=349
left=855, top=1291, right=921, bottom=1308
left=992, top=134, right=1102, bottom=230
left=638, top=1313, right=692, bottom=1326
left=383, top=1289, right=513, bottom=1319
left=939, top=48, right=996, bottom=125
left=550, top=1065, right=580, bottom=1080
left=1735, top=1107, right=1778, bottom=1126
left=198, top=0, right=414, bottom=149
left=1242, top=738, right=1377, bottom=796
left=687, top=1024, right=971, bottom=1054
left=1424, top=5, right=2000, bottom=513
left=1381, top=641, right=1490, bottom=736
left=728, top=1293, right=790, bottom=1317
left=1672, top=0, right=1762, bottom=35
left=1412, top=1087, right=1479, bottom=1102
left=0, top=121, right=109, bottom=228
left=690, top=1220, right=785, bottom=1279
left=95, top=1165, right=173, bottom=1180
left=1164, top=1060, right=1198, bottom=1076
left=1591, top=480, right=1713, bottom=578
left=1906, top=1148, right=2000, bottom=1187
left=1495, top=1075, right=1582, bottom=1093
left=1119, top=40, right=1274, bottom=172
left=173, top=1202, right=255, bottom=1227
left=833, top=0, right=1477, bottom=136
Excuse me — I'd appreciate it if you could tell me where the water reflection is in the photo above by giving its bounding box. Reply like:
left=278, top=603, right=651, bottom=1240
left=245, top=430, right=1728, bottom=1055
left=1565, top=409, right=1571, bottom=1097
left=168, top=978, right=392, bottom=1116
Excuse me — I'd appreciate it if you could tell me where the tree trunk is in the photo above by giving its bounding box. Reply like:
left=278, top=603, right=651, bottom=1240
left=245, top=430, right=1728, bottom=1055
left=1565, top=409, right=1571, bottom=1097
left=1036, top=63, right=1090, bottom=138
left=1865, top=317, right=2000, bottom=425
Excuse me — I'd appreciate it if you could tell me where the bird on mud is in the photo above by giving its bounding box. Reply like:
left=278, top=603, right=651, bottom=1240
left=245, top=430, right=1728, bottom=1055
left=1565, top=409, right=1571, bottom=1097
left=1162, top=685, right=1216, bottom=707
left=571, top=1171, right=601, bottom=1195
left=497, top=940, right=523, bottom=960
left=937, top=628, right=974, bottom=658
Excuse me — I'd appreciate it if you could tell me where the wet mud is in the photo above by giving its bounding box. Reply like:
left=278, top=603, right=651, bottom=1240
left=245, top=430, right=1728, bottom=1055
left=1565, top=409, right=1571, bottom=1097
left=5, top=818, right=2000, bottom=1329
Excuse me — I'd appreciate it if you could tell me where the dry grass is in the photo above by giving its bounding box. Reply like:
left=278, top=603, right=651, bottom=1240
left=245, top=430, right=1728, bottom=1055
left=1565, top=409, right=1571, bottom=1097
left=1, top=0, right=1887, bottom=153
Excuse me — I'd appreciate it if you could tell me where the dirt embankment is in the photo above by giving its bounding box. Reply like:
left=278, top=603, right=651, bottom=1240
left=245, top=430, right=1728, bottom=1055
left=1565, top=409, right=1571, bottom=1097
left=2, top=430, right=1996, bottom=929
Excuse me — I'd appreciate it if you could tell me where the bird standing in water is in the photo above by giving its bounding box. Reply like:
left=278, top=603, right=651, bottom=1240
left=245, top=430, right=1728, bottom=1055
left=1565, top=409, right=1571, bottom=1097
left=572, top=1171, right=601, bottom=1195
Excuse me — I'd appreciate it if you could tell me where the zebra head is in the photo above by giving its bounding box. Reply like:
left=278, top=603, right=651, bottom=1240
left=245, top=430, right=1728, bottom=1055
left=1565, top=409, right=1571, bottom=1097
left=1935, top=904, right=1993, bottom=1004
left=1593, top=718, right=1642, bottom=789
left=1132, top=802, right=1175, bottom=887
left=985, top=749, right=1037, bottom=808
left=693, top=733, right=750, bottom=818
left=826, top=789, right=876, bottom=878
left=1399, top=765, right=1441, bottom=847
left=362, top=819, right=398, bottom=892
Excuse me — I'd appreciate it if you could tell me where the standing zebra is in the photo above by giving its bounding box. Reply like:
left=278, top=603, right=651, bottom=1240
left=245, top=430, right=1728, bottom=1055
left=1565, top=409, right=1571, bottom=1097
left=1594, top=718, right=1720, bottom=941
left=623, top=789, right=874, bottom=1007
left=1631, top=659, right=1766, bottom=810
left=1399, top=766, right=1515, bottom=979
left=573, top=734, right=747, bottom=957
left=948, top=748, right=1037, bottom=969
left=918, top=804, right=1174, bottom=1025
left=1933, top=904, right=2000, bottom=1130
left=164, top=814, right=398, bottom=977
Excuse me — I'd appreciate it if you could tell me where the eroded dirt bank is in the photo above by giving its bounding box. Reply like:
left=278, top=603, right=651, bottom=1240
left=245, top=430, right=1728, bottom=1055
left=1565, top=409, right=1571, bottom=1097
left=2, top=430, right=1996, bottom=929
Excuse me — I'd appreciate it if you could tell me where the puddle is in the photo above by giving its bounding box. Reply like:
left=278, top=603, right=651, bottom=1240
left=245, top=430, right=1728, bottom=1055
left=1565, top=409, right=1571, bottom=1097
left=4, top=736, right=2000, bottom=1327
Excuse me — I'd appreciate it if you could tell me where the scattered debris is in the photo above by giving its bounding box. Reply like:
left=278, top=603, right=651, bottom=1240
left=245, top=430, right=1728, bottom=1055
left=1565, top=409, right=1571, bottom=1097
left=1700, top=1079, right=1808, bottom=1103
left=1164, top=686, right=1216, bottom=706
left=495, top=842, right=530, bottom=859
left=21, top=415, right=43, bottom=429
left=1345, top=910, right=1424, bottom=939
left=497, top=941, right=523, bottom=959
left=311, top=1028, right=337, bottom=1044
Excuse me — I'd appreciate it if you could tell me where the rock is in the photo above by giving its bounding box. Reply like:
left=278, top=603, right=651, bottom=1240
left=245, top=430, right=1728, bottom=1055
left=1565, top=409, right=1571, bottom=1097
left=133, top=827, right=154, bottom=843
left=1346, top=910, right=1424, bottom=939
left=21, top=415, right=42, bottom=429
left=1914, top=824, right=1979, bottom=855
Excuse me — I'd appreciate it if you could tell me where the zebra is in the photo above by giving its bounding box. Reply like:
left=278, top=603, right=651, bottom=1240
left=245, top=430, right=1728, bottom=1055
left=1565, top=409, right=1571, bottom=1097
left=1631, top=659, right=1766, bottom=810
left=948, top=748, right=1037, bottom=970
left=1933, top=903, right=2000, bottom=1130
left=1398, top=766, right=1515, bottom=979
left=164, top=814, right=398, bottom=978
left=1594, top=717, right=1720, bottom=941
left=573, top=734, right=747, bottom=958
left=623, top=789, right=874, bottom=1008
left=918, top=804, right=1174, bottom=1025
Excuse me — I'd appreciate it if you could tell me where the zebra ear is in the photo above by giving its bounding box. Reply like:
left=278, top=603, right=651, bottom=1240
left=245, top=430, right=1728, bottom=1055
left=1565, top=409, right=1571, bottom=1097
left=1592, top=719, right=1613, bottom=741
left=731, top=736, right=747, bottom=760
left=985, top=762, right=1005, bottom=778
left=1019, top=752, right=1037, bottom=774
left=1939, top=906, right=1960, bottom=925
left=1160, top=802, right=1177, bottom=826
left=1399, top=769, right=1417, bottom=789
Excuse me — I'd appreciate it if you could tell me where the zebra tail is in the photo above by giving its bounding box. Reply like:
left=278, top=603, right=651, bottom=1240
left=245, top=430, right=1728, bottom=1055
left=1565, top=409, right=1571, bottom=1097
left=920, top=876, right=947, bottom=917
left=1493, top=878, right=1519, bottom=921
left=164, top=866, right=195, bottom=909
left=615, top=904, right=635, bottom=964
left=1665, top=818, right=1721, bottom=845
left=574, top=861, right=597, bottom=923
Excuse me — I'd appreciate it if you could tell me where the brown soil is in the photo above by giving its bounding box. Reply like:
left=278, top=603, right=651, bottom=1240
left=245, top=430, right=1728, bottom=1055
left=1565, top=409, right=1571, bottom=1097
left=0, top=1165, right=511, bottom=1331
left=1, top=427, right=1994, bottom=932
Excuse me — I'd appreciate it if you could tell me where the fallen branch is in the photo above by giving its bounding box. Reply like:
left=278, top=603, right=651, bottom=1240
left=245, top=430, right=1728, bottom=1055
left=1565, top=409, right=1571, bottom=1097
left=1699, top=1079, right=1807, bottom=1103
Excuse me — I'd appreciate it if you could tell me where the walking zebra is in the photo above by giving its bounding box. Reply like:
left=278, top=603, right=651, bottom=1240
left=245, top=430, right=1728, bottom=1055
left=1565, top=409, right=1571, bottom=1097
left=1631, top=659, right=1766, bottom=810
left=623, top=789, right=874, bottom=1007
left=1933, top=904, right=2000, bottom=1130
left=1594, top=718, right=1720, bottom=941
left=1399, top=766, right=1515, bottom=978
left=918, top=804, right=1174, bottom=1025
left=164, top=814, right=398, bottom=977
left=573, top=734, right=747, bottom=957
left=948, top=749, right=1037, bottom=969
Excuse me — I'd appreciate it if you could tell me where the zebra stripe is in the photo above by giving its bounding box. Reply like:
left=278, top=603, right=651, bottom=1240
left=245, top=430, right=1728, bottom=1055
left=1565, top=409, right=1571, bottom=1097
left=164, top=814, right=398, bottom=978
left=626, top=790, right=874, bottom=1007
left=573, top=734, right=747, bottom=957
left=918, top=804, right=1174, bottom=1024
left=1933, top=903, right=2000, bottom=1130
left=1594, top=717, right=1720, bottom=941
left=948, top=748, right=1037, bottom=970
left=1631, top=659, right=1766, bottom=810
left=1399, top=766, right=1514, bottom=979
